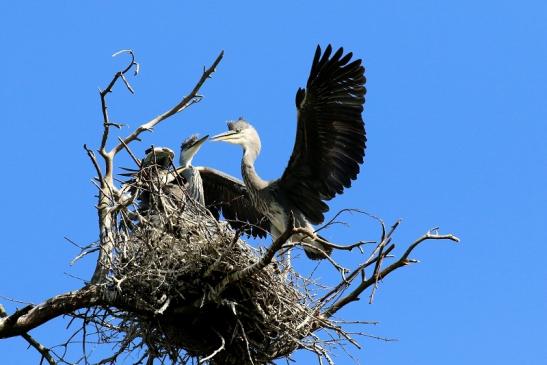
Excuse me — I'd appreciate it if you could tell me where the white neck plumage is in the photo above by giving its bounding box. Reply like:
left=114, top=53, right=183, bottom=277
left=241, top=145, right=267, bottom=191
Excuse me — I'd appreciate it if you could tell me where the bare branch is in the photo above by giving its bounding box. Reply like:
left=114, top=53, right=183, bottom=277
left=88, top=51, right=138, bottom=284
left=99, top=50, right=137, bottom=155
left=70, top=245, right=99, bottom=266
left=0, top=305, right=57, bottom=365
left=83, top=144, right=103, bottom=183
left=0, top=286, right=100, bottom=339
left=117, top=136, right=141, bottom=168
left=317, top=244, right=396, bottom=306
left=369, top=220, right=399, bottom=303
left=112, top=51, right=224, bottom=155
left=322, top=224, right=459, bottom=318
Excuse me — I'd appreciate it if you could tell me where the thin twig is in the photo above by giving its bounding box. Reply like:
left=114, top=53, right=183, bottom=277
left=199, top=330, right=225, bottom=364
left=117, top=136, right=141, bottom=168
left=207, top=212, right=295, bottom=300
left=83, top=145, right=103, bottom=183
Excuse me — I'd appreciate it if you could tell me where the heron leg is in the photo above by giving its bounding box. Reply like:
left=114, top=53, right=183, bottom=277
left=272, top=226, right=292, bottom=276
left=284, top=237, right=292, bottom=274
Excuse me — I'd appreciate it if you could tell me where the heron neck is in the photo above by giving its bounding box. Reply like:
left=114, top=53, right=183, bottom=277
left=179, top=153, right=193, bottom=168
left=242, top=148, right=267, bottom=191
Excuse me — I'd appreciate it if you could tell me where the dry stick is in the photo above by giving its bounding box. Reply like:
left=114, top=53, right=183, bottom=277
left=237, top=319, right=255, bottom=365
left=99, top=50, right=137, bottom=156
left=0, top=296, right=34, bottom=306
left=203, top=230, right=242, bottom=278
left=292, top=226, right=369, bottom=254
left=199, top=330, right=225, bottom=364
left=208, top=213, right=295, bottom=300
left=322, top=229, right=459, bottom=319
left=282, top=240, right=349, bottom=277
left=117, top=136, right=142, bottom=168
left=317, top=244, right=396, bottom=307
left=314, top=208, right=368, bottom=234
left=369, top=220, right=400, bottom=303
left=0, top=305, right=57, bottom=365
left=83, top=145, right=103, bottom=183
left=70, top=246, right=100, bottom=266
left=95, top=336, right=132, bottom=365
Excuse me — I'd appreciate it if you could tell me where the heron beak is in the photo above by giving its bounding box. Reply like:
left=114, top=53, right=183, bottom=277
left=192, top=134, right=209, bottom=148
left=211, top=130, right=238, bottom=142
left=185, top=135, right=209, bottom=158
left=180, top=135, right=208, bottom=167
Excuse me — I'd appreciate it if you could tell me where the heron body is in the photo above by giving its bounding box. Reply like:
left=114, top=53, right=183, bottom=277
left=175, top=135, right=271, bottom=238
left=141, top=147, right=175, bottom=170
left=239, top=142, right=309, bottom=245
left=135, top=147, right=177, bottom=214
left=212, top=45, right=366, bottom=260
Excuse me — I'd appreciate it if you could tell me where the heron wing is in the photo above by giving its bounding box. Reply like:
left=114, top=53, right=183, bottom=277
left=278, top=45, right=366, bottom=225
left=195, top=166, right=270, bottom=238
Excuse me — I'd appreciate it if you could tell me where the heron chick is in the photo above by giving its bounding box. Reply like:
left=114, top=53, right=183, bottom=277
left=178, top=134, right=209, bottom=205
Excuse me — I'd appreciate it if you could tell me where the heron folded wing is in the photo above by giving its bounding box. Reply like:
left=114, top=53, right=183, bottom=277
left=197, top=166, right=270, bottom=238
left=278, top=44, right=366, bottom=225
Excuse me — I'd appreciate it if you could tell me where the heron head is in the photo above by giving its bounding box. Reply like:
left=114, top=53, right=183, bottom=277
left=142, top=147, right=175, bottom=169
left=211, top=118, right=261, bottom=154
left=179, top=134, right=208, bottom=167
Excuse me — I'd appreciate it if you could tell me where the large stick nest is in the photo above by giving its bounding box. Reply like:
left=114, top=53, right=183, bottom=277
left=108, top=166, right=326, bottom=364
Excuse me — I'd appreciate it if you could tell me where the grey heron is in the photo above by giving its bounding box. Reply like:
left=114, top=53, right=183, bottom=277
left=178, top=134, right=209, bottom=205
left=122, top=139, right=270, bottom=237
left=127, top=146, right=178, bottom=215
left=211, top=45, right=366, bottom=260
left=141, top=146, right=175, bottom=170
left=173, top=136, right=270, bottom=238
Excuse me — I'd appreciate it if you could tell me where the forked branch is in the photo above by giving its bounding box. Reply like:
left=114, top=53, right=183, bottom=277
left=322, top=224, right=459, bottom=319
left=88, top=50, right=224, bottom=284
left=111, top=50, right=224, bottom=155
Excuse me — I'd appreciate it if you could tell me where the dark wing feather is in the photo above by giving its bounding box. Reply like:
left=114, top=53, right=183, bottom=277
left=278, top=45, right=366, bottom=225
left=196, top=167, right=270, bottom=238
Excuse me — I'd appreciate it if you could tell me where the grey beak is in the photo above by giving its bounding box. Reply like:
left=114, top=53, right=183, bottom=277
left=211, top=130, right=237, bottom=141
left=192, top=134, right=209, bottom=148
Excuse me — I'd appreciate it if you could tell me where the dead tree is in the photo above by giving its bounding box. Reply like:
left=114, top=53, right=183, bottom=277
left=0, top=50, right=459, bottom=365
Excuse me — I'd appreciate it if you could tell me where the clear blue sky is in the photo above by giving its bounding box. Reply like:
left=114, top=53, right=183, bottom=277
left=1, top=1, right=546, bottom=364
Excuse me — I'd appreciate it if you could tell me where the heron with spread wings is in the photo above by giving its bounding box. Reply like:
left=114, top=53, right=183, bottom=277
left=211, top=45, right=366, bottom=259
